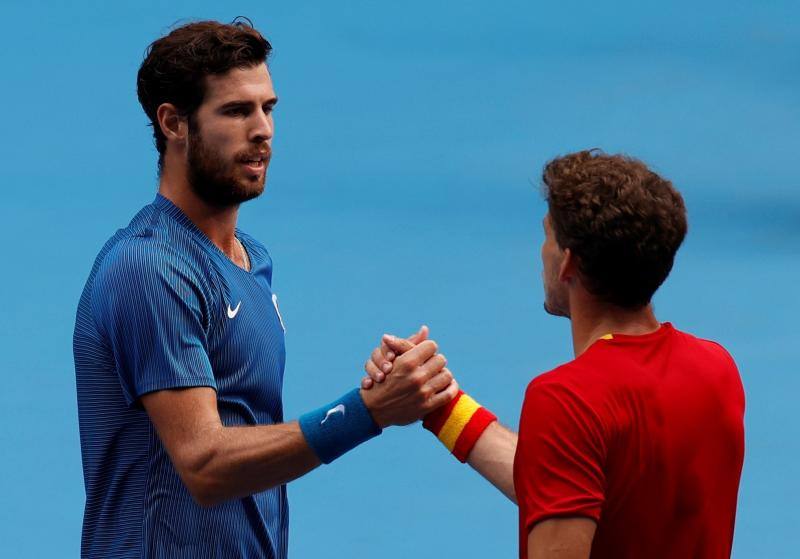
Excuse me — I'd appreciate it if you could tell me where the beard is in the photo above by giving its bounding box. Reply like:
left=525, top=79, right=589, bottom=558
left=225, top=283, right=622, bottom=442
left=543, top=298, right=570, bottom=318
left=186, top=121, right=269, bottom=208
left=543, top=274, right=570, bottom=318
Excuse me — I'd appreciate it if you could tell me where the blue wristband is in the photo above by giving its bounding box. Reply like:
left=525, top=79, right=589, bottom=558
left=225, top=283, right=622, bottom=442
left=298, top=388, right=382, bottom=464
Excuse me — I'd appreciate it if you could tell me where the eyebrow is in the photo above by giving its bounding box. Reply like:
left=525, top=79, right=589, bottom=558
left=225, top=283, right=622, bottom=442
left=218, top=97, right=279, bottom=111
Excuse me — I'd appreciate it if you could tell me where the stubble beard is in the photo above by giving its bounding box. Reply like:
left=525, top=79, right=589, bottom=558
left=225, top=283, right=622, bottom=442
left=186, top=124, right=268, bottom=208
left=543, top=299, right=570, bottom=318
left=543, top=276, right=570, bottom=318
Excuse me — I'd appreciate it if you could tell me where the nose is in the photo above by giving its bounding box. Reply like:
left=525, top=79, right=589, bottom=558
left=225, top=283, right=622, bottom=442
left=250, top=108, right=273, bottom=144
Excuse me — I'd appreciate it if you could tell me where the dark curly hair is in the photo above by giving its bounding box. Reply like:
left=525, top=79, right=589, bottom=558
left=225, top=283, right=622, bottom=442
left=543, top=150, right=687, bottom=309
left=136, top=18, right=272, bottom=172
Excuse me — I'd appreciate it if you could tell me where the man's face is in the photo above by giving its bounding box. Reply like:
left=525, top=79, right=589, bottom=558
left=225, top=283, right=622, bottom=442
left=541, top=213, right=570, bottom=317
left=186, top=63, right=277, bottom=207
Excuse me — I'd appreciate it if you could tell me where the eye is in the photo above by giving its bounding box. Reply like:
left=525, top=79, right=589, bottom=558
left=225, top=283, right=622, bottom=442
left=226, top=106, right=249, bottom=117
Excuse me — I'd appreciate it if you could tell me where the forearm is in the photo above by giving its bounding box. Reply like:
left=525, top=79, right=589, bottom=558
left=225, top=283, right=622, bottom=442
left=467, top=421, right=518, bottom=503
left=419, top=387, right=518, bottom=502
left=147, top=340, right=454, bottom=508
left=180, top=421, right=320, bottom=506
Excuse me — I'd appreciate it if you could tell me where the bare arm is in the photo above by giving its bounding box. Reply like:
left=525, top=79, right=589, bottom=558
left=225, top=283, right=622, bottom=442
left=144, top=340, right=458, bottom=507
left=142, top=387, right=320, bottom=507
left=527, top=518, right=596, bottom=559
left=466, top=421, right=518, bottom=503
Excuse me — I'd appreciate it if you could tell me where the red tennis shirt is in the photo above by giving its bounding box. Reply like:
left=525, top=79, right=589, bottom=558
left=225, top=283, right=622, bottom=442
left=514, top=323, right=745, bottom=558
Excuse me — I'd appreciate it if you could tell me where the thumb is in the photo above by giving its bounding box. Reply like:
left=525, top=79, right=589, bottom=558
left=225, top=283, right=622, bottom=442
left=383, top=334, right=416, bottom=354
left=406, top=324, right=429, bottom=345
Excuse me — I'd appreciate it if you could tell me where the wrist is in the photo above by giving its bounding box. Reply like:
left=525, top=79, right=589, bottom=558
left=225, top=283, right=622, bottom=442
left=299, top=388, right=382, bottom=464
left=423, top=390, right=496, bottom=462
left=359, top=388, right=389, bottom=429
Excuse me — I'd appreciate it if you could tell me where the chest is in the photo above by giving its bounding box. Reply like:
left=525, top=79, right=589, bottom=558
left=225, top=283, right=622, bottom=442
left=206, top=265, right=286, bottom=420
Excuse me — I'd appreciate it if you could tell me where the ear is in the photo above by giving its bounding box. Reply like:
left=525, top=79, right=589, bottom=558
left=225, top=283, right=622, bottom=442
left=558, top=247, right=577, bottom=283
left=156, top=103, right=188, bottom=145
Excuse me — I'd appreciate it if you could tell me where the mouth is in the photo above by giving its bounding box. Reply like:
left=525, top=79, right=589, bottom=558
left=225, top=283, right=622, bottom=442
left=239, top=152, right=270, bottom=174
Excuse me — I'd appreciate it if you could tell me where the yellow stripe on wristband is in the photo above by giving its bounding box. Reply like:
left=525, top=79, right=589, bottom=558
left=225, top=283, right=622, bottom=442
left=437, top=393, right=481, bottom=451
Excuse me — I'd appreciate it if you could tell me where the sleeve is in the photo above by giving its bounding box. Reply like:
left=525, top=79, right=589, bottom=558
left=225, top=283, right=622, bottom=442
left=92, top=239, right=217, bottom=405
left=514, top=378, right=608, bottom=532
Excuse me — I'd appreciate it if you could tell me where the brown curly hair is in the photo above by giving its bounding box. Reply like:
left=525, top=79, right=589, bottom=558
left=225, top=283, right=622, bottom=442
left=543, top=150, right=687, bottom=309
left=136, top=18, right=272, bottom=172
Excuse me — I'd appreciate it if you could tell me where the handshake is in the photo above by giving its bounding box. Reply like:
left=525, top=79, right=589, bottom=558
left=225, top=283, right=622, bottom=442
left=358, top=325, right=460, bottom=428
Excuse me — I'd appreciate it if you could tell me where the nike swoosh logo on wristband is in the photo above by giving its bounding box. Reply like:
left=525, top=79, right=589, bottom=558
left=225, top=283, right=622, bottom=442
left=320, top=404, right=346, bottom=425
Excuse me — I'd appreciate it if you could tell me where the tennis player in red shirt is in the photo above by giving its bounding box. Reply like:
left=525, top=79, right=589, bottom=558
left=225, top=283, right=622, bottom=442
left=364, top=150, right=745, bottom=558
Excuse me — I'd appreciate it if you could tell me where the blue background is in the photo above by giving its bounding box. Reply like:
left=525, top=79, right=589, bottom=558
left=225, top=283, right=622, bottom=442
left=1, top=1, right=798, bottom=557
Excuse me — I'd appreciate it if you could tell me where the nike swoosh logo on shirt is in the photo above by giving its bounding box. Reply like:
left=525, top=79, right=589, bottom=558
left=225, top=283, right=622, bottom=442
left=320, top=404, right=345, bottom=425
left=227, top=301, right=242, bottom=319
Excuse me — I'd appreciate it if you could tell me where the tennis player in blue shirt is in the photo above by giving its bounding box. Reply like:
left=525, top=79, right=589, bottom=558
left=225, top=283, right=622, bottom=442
left=73, top=19, right=459, bottom=559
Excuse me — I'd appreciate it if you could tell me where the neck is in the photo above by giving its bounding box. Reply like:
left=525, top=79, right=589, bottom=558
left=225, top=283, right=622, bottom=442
left=568, top=295, right=661, bottom=357
left=158, top=164, right=240, bottom=257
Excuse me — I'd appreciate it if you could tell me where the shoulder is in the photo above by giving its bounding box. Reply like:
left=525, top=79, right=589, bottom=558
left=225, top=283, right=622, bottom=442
left=519, top=361, right=610, bottom=458
left=523, top=359, right=606, bottom=423
left=673, top=328, right=738, bottom=368
left=93, top=228, right=216, bottom=311
left=522, top=348, right=625, bottom=436
left=98, top=216, right=211, bottom=279
left=526, top=351, right=607, bottom=401
left=670, top=328, right=744, bottom=407
left=99, top=235, right=184, bottom=280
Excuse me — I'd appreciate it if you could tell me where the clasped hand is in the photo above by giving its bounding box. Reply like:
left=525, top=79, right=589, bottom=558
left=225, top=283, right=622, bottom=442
left=358, top=326, right=458, bottom=427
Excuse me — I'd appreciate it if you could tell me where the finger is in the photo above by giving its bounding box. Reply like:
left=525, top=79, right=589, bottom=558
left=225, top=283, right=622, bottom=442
left=365, top=360, right=386, bottom=383
left=380, top=340, right=395, bottom=362
left=361, top=376, right=374, bottom=390
left=372, top=347, right=392, bottom=373
left=407, top=324, right=429, bottom=345
left=383, top=334, right=417, bottom=355
left=424, top=368, right=454, bottom=394
left=416, top=353, right=447, bottom=381
left=396, top=339, right=438, bottom=367
left=424, top=379, right=460, bottom=412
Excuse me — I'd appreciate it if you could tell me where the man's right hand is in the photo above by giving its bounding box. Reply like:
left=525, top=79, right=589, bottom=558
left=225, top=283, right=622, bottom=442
left=360, top=339, right=459, bottom=428
left=361, top=326, right=427, bottom=389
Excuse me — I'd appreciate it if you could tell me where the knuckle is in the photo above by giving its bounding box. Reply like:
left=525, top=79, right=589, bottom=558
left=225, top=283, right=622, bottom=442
left=407, top=355, right=422, bottom=368
left=440, top=370, right=453, bottom=384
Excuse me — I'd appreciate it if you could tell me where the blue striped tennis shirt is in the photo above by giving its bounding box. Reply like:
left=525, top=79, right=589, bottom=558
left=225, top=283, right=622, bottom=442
left=74, top=195, right=288, bottom=558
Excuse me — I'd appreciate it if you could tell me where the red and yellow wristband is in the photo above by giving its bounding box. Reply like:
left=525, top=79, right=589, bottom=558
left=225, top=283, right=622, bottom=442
left=423, top=390, right=497, bottom=462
